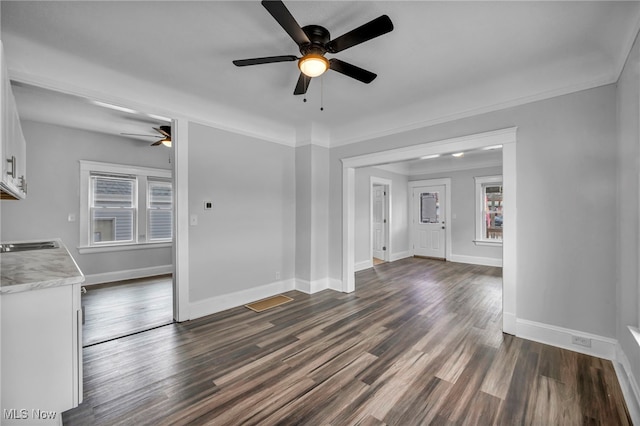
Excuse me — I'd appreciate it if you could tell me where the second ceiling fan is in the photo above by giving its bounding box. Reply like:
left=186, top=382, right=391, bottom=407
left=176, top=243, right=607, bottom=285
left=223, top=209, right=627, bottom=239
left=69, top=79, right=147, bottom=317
left=233, top=0, right=394, bottom=95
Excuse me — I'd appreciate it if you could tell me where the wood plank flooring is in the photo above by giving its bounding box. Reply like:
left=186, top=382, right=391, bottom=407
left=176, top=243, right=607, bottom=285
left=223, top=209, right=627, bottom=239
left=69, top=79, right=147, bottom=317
left=63, top=258, right=631, bottom=425
left=82, top=275, right=173, bottom=346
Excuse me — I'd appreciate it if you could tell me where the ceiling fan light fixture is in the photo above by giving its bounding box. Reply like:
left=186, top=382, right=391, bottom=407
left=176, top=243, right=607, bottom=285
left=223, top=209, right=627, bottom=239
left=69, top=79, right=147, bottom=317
left=298, top=54, right=329, bottom=78
left=160, top=138, right=172, bottom=147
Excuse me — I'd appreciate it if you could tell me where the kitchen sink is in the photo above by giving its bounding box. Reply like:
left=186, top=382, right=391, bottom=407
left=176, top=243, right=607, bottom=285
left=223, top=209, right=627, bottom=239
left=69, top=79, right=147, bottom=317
left=0, top=241, right=59, bottom=253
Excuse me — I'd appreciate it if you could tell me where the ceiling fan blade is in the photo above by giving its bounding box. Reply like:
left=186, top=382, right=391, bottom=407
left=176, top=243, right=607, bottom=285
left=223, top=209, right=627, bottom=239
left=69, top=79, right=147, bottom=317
left=327, top=15, right=393, bottom=53
left=329, top=58, right=377, bottom=84
left=293, top=73, right=311, bottom=95
left=153, top=126, right=171, bottom=138
left=233, top=55, right=298, bottom=67
left=121, top=133, right=158, bottom=138
left=150, top=140, right=163, bottom=146
left=261, top=0, right=310, bottom=46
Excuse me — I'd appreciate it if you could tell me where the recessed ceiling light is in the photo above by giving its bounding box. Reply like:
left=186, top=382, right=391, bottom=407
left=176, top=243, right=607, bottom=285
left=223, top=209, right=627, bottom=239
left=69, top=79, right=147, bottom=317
left=147, top=113, right=172, bottom=122
left=451, top=152, right=464, bottom=158
left=92, top=100, right=136, bottom=114
left=420, top=154, right=440, bottom=160
left=482, top=144, right=503, bottom=150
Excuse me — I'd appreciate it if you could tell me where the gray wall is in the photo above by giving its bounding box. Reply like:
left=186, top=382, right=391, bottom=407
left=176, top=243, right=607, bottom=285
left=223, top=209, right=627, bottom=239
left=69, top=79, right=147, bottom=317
left=0, top=120, right=172, bottom=276
left=329, top=84, right=617, bottom=339
left=616, top=30, right=640, bottom=392
left=187, top=122, right=295, bottom=302
left=354, top=166, right=409, bottom=267
left=410, top=165, right=503, bottom=262
left=295, top=144, right=330, bottom=283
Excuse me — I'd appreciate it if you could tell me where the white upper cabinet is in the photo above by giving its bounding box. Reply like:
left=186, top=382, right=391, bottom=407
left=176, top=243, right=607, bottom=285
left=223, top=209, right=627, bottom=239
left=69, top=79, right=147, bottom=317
left=0, top=41, right=27, bottom=200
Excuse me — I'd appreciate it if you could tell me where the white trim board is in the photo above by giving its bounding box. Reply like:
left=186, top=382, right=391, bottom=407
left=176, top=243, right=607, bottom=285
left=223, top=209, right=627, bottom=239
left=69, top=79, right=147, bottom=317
left=355, top=260, right=373, bottom=272
left=189, top=279, right=296, bottom=320
left=296, top=278, right=342, bottom=294
left=389, top=251, right=412, bottom=262
left=516, top=318, right=617, bottom=360
left=189, top=278, right=342, bottom=320
left=83, top=265, right=172, bottom=286
left=449, top=254, right=502, bottom=268
left=615, top=343, right=640, bottom=424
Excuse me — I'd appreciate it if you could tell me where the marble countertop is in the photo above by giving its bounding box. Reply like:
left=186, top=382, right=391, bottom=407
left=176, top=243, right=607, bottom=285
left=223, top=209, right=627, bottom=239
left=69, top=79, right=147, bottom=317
left=0, top=238, right=85, bottom=294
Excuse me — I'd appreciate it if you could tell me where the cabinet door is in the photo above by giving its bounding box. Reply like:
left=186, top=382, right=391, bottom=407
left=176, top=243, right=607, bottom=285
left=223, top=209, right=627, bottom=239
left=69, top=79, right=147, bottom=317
left=0, top=42, right=27, bottom=199
left=1, top=285, right=78, bottom=423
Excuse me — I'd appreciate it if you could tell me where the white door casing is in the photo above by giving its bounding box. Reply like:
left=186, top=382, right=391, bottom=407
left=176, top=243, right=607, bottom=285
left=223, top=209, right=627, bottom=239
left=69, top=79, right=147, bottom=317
left=372, top=184, right=386, bottom=260
left=412, top=185, right=446, bottom=259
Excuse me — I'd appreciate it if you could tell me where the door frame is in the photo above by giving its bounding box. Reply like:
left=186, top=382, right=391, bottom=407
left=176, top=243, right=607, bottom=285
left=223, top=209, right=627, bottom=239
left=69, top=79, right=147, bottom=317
left=342, top=127, right=517, bottom=334
left=408, top=178, right=452, bottom=261
left=370, top=177, right=392, bottom=263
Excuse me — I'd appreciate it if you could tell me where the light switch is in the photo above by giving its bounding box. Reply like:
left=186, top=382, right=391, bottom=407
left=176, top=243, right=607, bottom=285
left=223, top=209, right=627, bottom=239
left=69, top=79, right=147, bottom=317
left=68, top=213, right=76, bottom=222
left=190, top=214, right=198, bottom=226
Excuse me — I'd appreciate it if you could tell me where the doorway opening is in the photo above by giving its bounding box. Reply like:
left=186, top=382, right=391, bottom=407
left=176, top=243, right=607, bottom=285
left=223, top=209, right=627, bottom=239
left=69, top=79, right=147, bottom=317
left=371, top=177, right=391, bottom=266
left=342, top=127, right=517, bottom=334
left=9, top=80, right=180, bottom=346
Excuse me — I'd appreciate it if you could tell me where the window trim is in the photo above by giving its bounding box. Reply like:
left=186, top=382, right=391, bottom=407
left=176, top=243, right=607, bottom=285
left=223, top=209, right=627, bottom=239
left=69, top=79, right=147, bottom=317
left=79, top=160, right=172, bottom=253
left=474, top=175, right=503, bottom=247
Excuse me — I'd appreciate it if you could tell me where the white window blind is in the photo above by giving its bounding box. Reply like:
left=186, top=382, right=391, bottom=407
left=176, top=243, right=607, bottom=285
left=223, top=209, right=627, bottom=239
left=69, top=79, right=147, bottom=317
left=90, top=175, right=136, bottom=244
left=148, top=180, right=173, bottom=241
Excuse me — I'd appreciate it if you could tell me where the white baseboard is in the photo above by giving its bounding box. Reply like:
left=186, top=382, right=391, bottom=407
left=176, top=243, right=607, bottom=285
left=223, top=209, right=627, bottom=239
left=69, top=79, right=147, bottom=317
left=355, top=260, right=373, bottom=272
left=390, top=251, right=412, bottom=262
left=614, top=343, right=640, bottom=424
left=295, top=278, right=343, bottom=294
left=84, top=265, right=173, bottom=286
left=516, top=318, right=617, bottom=360
left=449, top=254, right=502, bottom=267
left=189, top=279, right=296, bottom=320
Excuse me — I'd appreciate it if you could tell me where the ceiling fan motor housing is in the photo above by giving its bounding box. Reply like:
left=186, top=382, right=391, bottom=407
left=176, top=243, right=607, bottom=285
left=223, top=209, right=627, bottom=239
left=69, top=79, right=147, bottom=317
left=300, top=25, right=330, bottom=56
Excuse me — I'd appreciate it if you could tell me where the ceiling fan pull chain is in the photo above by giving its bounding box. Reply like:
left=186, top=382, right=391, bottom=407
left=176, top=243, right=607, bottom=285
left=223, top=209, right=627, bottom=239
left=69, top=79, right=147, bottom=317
left=320, top=75, right=324, bottom=111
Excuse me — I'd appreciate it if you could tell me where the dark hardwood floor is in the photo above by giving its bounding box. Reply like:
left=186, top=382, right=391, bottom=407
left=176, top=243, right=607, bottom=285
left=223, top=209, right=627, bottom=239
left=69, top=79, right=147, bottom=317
left=82, top=275, right=173, bottom=346
left=64, top=258, right=631, bottom=425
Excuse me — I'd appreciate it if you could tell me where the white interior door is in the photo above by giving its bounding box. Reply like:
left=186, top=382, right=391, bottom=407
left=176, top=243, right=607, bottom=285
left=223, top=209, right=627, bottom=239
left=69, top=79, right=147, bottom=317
left=412, top=185, right=446, bottom=259
left=372, top=185, right=386, bottom=260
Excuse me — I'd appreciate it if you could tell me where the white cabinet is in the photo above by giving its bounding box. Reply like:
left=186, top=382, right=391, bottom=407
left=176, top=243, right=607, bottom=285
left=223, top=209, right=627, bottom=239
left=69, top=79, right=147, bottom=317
left=0, top=41, right=27, bottom=200
left=1, top=283, right=83, bottom=425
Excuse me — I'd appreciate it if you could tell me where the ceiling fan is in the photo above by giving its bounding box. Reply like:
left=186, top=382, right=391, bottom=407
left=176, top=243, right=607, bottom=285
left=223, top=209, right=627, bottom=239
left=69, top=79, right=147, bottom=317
left=233, top=0, right=394, bottom=95
left=121, top=125, right=172, bottom=147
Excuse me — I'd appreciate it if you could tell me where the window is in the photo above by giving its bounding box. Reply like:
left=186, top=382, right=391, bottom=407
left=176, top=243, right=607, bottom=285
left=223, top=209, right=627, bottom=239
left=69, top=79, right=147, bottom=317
left=474, top=175, right=503, bottom=246
left=147, top=180, right=173, bottom=241
left=91, top=175, right=136, bottom=244
left=79, top=161, right=172, bottom=252
left=419, top=191, right=440, bottom=223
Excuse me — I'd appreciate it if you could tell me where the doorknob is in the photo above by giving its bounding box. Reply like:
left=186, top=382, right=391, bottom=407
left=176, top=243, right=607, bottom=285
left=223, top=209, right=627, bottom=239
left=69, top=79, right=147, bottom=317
left=442, top=226, right=445, bottom=229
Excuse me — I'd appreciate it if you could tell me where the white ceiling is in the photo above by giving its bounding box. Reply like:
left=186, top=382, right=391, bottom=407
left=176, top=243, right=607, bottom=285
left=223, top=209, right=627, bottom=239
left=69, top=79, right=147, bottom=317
left=2, top=1, right=640, bottom=147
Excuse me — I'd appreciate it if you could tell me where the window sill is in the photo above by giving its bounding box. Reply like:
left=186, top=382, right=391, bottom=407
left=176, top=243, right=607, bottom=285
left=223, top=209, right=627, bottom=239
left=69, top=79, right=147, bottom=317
left=78, top=241, right=172, bottom=254
left=473, top=239, right=503, bottom=247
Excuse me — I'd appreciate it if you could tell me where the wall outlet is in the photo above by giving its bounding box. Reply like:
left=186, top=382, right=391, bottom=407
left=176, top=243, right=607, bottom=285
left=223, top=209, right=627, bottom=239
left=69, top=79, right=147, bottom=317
left=275, top=271, right=281, bottom=280
left=190, top=214, right=198, bottom=226
left=571, top=335, right=592, bottom=348
left=204, top=201, right=213, bottom=210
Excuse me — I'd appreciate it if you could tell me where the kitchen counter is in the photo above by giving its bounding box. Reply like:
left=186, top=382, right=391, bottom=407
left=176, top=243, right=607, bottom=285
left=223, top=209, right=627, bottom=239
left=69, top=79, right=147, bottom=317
left=0, top=238, right=84, bottom=294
